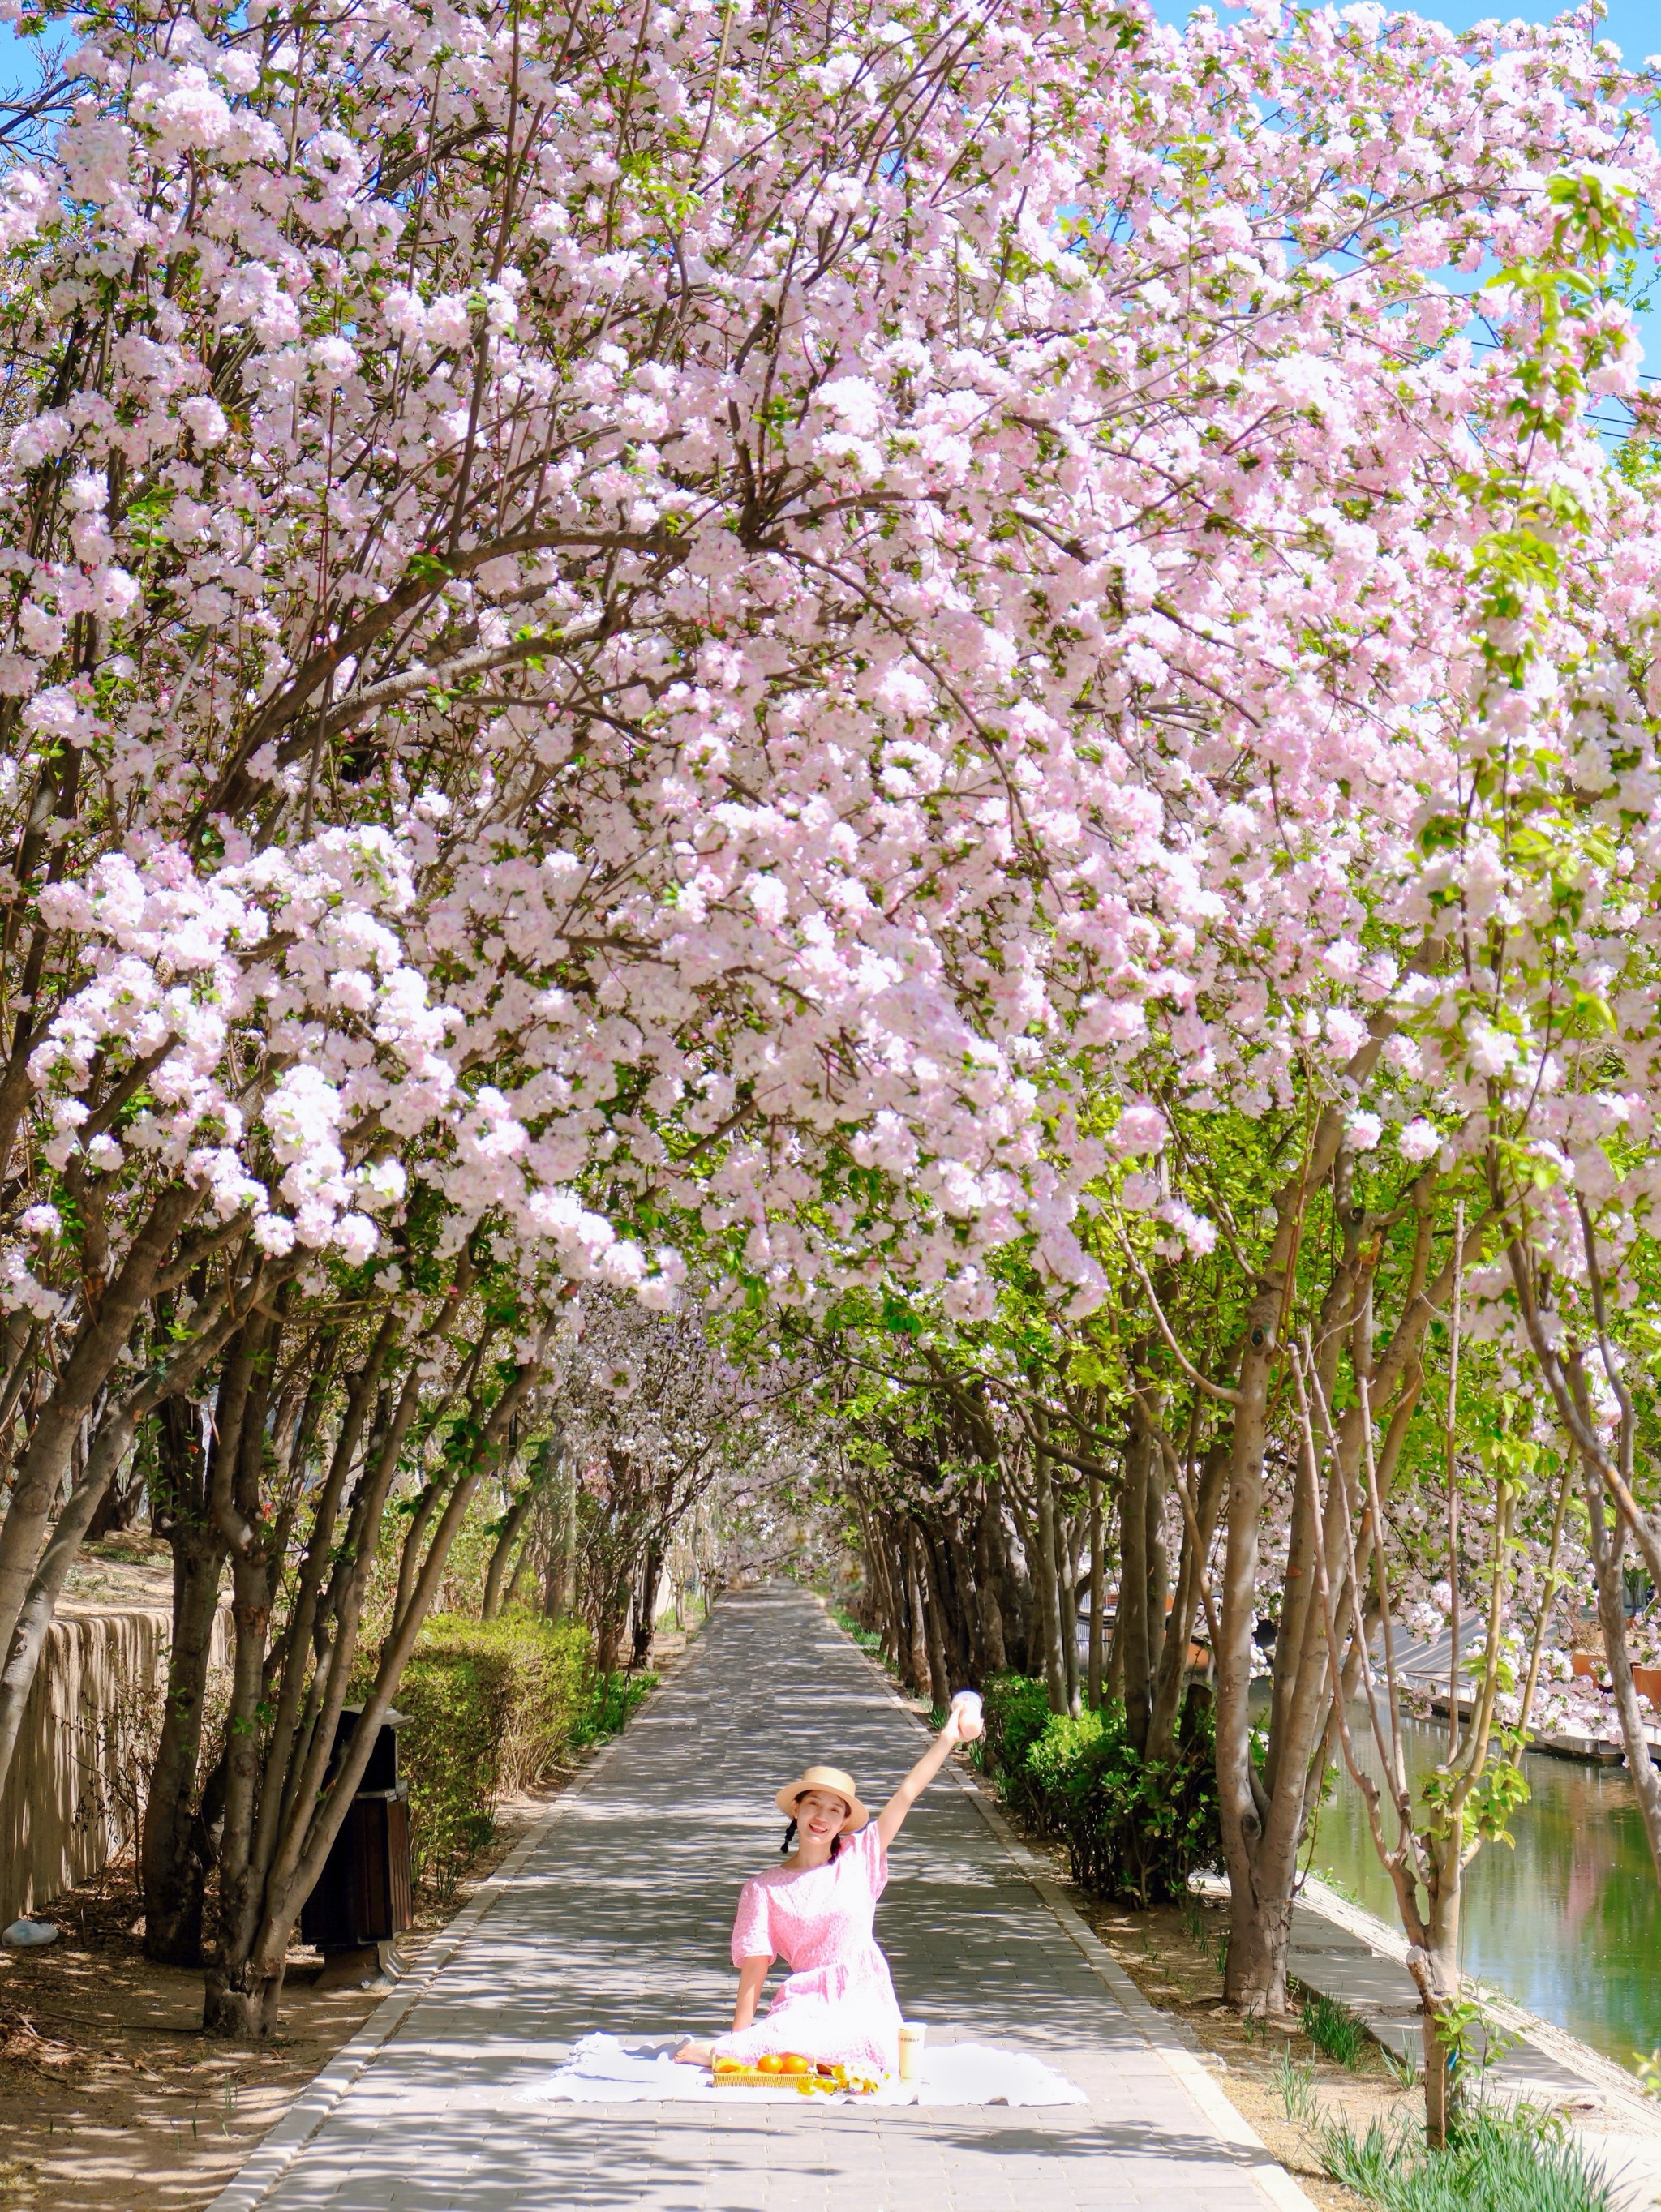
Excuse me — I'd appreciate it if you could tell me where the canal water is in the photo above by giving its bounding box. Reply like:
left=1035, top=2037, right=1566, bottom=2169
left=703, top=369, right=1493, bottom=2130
left=1309, top=1714, right=1661, bottom=2072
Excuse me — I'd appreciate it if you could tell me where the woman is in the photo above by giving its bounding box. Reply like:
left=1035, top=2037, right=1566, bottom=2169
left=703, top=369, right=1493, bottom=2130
left=675, top=1700, right=982, bottom=2076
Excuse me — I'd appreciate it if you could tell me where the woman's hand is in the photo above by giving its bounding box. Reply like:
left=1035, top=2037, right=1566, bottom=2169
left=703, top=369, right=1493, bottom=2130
left=938, top=1701, right=981, bottom=1747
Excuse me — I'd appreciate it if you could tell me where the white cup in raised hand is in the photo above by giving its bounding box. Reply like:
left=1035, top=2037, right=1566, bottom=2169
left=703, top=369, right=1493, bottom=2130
left=951, top=1689, right=984, bottom=1742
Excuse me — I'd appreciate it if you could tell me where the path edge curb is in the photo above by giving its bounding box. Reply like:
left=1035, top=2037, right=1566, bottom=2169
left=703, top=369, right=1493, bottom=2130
left=817, top=1597, right=1323, bottom=2212
left=202, top=1649, right=689, bottom=2212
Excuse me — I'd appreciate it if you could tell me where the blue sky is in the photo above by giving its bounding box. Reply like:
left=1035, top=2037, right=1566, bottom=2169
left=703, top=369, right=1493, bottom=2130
left=3, top=0, right=1655, bottom=369
left=6, top=0, right=1655, bottom=86
left=1149, top=0, right=1659, bottom=62
left=1144, top=0, right=1661, bottom=387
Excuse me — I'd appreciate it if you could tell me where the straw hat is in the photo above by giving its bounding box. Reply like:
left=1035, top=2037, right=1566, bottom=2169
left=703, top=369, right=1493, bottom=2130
left=775, top=1764, right=869, bottom=1833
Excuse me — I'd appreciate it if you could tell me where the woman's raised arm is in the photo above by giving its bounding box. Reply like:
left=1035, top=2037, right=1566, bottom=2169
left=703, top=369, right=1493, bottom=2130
left=875, top=1702, right=978, bottom=1848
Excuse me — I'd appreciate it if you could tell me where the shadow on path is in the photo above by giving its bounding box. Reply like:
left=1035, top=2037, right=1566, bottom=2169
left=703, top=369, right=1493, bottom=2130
left=229, top=1587, right=1303, bottom=2212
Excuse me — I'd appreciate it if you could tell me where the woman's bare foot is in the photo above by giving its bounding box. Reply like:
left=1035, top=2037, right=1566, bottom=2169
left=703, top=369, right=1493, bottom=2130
left=672, top=2038, right=715, bottom=2067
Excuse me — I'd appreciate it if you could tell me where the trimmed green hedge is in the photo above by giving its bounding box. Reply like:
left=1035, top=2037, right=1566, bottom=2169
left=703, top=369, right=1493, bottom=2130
left=981, top=1672, right=1221, bottom=1908
left=384, top=1616, right=593, bottom=1899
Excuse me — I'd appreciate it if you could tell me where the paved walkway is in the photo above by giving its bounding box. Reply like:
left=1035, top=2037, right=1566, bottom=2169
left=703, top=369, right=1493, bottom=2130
left=213, top=1588, right=1313, bottom=2212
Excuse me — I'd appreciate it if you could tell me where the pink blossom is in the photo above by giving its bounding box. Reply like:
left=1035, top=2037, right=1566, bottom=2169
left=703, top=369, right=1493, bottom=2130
left=1397, top=1120, right=1441, bottom=1166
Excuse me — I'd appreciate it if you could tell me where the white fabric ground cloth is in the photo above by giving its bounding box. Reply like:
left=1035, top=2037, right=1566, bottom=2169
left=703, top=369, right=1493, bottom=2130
left=521, top=2033, right=1086, bottom=2107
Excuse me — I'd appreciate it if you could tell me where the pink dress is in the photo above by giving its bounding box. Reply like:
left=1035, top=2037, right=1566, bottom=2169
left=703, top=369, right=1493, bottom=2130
left=710, top=1823, right=902, bottom=2075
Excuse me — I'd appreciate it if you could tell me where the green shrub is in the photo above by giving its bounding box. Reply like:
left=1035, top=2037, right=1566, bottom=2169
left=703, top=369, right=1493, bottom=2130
left=1314, top=2105, right=1612, bottom=2212
left=377, top=1615, right=592, bottom=1900
left=980, top=1672, right=1057, bottom=1820
left=980, top=1673, right=1221, bottom=1907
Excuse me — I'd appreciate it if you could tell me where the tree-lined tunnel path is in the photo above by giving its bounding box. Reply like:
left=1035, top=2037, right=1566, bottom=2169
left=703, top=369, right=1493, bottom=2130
left=212, top=1588, right=1315, bottom=2211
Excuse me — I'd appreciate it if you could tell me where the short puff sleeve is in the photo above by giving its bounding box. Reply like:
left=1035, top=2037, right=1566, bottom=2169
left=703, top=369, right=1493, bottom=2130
left=730, top=1877, right=774, bottom=1966
left=843, top=1819, right=888, bottom=1898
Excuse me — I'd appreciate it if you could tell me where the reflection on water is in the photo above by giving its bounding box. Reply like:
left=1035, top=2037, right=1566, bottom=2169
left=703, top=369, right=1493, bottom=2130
left=1309, top=1713, right=1661, bottom=2070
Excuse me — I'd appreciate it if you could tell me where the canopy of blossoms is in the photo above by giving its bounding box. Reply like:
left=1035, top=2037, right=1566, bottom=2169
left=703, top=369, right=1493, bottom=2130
left=0, top=0, right=1659, bottom=2061
left=1, top=0, right=1653, bottom=1333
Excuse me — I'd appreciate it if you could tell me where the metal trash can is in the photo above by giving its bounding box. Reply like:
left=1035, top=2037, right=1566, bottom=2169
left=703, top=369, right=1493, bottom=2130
left=300, top=1707, right=412, bottom=1965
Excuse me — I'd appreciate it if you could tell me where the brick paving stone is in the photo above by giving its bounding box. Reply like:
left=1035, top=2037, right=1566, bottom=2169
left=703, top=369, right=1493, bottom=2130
left=211, top=1586, right=1315, bottom=2212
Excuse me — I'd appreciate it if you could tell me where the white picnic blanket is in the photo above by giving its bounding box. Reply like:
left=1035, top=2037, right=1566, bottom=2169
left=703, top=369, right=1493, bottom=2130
left=520, top=2032, right=1086, bottom=2107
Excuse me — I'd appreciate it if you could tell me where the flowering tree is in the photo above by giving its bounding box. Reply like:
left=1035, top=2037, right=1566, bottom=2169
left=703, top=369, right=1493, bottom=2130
left=0, top=0, right=1657, bottom=2068
left=550, top=1292, right=818, bottom=1671
left=147, top=1254, right=547, bottom=2032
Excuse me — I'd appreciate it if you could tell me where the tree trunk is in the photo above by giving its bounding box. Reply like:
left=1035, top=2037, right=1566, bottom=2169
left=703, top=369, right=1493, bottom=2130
left=595, top=1610, right=624, bottom=1675
left=943, top=1517, right=983, bottom=1683
left=973, top=1491, right=1008, bottom=1674
left=1148, top=1441, right=1227, bottom=1763
left=0, top=1183, right=200, bottom=1665
left=1401, top=1833, right=1463, bottom=2151
left=1107, top=1575, right=1126, bottom=1698
left=632, top=1540, right=664, bottom=1667
left=903, top=1527, right=929, bottom=1695
left=86, top=1430, right=147, bottom=1538
left=482, top=1471, right=535, bottom=1621
left=1087, top=1476, right=1105, bottom=1708
left=986, top=1472, right=1030, bottom=1673
left=393, top=1473, right=444, bottom=1633
left=1144, top=1430, right=1170, bottom=1682
left=1218, top=1280, right=1290, bottom=2014
left=202, top=1966, right=285, bottom=2040
left=862, top=1510, right=902, bottom=1670
left=1588, top=1475, right=1661, bottom=1884
left=1060, top=1518, right=1081, bottom=1716
left=920, top=1534, right=952, bottom=1710
left=543, top=1451, right=578, bottom=1622
left=142, top=1518, right=225, bottom=1964
left=503, top=1530, right=535, bottom=1614
left=1120, top=1407, right=1153, bottom=1751
left=0, top=1403, right=128, bottom=1793
left=208, top=1314, right=281, bottom=2030
left=0, top=1276, right=261, bottom=1811
left=207, top=1334, right=543, bottom=2037
left=1032, top=1449, right=1067, bottom=1713
left=929, top=1525, right=972, bottom=1683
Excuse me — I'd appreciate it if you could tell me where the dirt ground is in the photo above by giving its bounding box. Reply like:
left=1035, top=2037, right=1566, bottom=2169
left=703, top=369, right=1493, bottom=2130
left=0, top=1626, right=698, bottom=2211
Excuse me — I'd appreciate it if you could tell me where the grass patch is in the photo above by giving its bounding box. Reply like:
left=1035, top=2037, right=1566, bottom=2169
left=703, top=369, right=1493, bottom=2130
left=1273, top=2046, right=1316, bottom=2125
left=1314, top=2104, right=1612, bottom=2212
left=570, top=1666, right=657, bottom=1747
left=1302, top=1989, right=1369, bottom=2068
left=1381, top=2042, right=1418, bottom=2090
left=830, top=1605, right=886, bottom=1658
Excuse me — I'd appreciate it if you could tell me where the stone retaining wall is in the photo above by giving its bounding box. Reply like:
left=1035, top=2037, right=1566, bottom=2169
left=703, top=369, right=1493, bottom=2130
left=0, top=1601, right=227, bottom=1924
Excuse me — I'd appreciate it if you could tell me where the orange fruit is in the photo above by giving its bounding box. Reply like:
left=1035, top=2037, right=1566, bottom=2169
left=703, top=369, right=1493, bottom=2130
left=779, top=2054, right=809, bottom=2075
left=756, top=2053, right=783, bottom=2073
